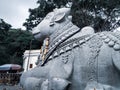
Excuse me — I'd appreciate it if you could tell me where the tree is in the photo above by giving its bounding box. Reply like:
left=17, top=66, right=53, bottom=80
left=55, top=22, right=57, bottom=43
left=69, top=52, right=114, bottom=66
left=5, top=29, right=40, bottom=65
left=0, top=19, right=40, bottom=65
left=23, top=0, right=56, bottom=30
left=24, top=0, right=120, bottom=32
left=0, top=19, right=11, bottom=41
left=0, top=19, right=12, bottom=65
left=71, top=0, right=120, bottom=32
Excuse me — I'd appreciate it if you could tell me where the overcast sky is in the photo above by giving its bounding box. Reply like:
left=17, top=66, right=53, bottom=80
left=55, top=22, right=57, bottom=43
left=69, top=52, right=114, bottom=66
left=0, top=0, right=38, bottom=30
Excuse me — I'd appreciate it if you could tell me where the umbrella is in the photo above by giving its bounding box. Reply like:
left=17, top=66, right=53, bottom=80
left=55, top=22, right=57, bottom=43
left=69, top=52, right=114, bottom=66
left=0, top=64, right=22, bottom=71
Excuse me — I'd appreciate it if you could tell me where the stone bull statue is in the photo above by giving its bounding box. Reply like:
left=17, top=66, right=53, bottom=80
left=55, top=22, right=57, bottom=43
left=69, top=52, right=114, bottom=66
left=20, top=7, right=120, bottom=90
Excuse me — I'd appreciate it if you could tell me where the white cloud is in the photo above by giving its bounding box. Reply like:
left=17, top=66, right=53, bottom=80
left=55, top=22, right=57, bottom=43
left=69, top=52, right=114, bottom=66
left=0, top=0, right=38, bottom=30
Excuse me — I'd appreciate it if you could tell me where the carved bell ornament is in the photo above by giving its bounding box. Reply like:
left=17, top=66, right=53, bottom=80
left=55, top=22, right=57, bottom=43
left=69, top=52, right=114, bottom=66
left=46, top=38, right=49, bottom=46
left=40, top=37, right=50, bottom=61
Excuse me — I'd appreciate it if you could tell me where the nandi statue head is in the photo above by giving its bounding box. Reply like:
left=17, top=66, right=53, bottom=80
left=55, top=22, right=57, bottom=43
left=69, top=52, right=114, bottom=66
left=32, top=7, right=72, bottom=42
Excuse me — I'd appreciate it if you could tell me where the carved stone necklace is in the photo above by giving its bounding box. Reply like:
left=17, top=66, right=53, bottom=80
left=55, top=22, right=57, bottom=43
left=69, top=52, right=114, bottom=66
left=39, top=22, right=74, bottom=62
left=49, top=21, right=73, bottom=47
left=42, top=24, right=80, bottom=66
left=39, top=22, right=72, bottom=62
left=39, top=21, right=80, bottom=65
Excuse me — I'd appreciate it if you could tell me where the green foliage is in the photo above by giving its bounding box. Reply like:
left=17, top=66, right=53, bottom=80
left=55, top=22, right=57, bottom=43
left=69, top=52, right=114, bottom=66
left=0, top=19, right=11, bottom=41
left=0, top=19, right=11, bottom=31
left=23, top=0, right=72, bottom=30
left=71, top=0, right=120, bottom=32
left=5, top=29, right=40, bottom=65
left=0, top=19, right=40, bottom=65
left=23, top=0, right=56, bottom=30
left=24, top=0, right=120, bottom=32
left=0, top=19, right=11, bottom=65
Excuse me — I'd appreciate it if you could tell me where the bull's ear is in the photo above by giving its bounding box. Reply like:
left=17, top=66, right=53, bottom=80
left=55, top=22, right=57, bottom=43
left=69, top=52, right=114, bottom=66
left=54, top=13, right=65, bottom=22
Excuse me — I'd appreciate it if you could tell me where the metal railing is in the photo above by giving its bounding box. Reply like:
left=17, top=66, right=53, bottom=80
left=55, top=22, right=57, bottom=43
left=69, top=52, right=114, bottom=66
left=0, top=73, right=22, bottom=85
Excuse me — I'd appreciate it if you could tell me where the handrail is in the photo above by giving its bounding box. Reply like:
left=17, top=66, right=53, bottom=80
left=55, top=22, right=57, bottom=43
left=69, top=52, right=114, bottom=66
left=0, top=73, right=22, bottom=85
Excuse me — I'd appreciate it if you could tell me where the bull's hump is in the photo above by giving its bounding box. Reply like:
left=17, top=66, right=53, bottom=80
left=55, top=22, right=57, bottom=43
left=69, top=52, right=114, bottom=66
left=99, top=31, right=120, bottom=51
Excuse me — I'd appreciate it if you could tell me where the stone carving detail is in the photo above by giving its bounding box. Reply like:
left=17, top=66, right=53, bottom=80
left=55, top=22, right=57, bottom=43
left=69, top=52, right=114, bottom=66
left=62, top=54, right=69, bottom=64
left=100, top=32, right=120, bottom=50
left=87, top=35, right=103, bottom=81
left=20, top=7, right=120, bottom=90
left=48, top=35, right=93, bottom=62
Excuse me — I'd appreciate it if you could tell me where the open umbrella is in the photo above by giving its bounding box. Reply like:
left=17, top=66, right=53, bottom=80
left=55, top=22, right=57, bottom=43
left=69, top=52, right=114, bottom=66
left=0, top=64, right=22, bottom=71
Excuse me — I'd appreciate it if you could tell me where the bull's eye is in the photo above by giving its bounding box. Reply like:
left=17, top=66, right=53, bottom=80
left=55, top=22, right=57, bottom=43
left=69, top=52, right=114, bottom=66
left=50, top=22, right=54, bottom=26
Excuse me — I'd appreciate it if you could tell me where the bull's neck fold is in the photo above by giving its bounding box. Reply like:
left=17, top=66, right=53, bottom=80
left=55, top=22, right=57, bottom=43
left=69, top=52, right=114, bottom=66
left=49, top=22, right=79, bottom=48
left=41, top=22, right=80, bottom=65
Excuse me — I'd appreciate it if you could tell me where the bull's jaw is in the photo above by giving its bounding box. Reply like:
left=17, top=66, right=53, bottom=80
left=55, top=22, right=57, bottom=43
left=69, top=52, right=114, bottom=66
left=33, top=32, right=52, bottom=42
left=32, top=28, right=52, bottom=42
